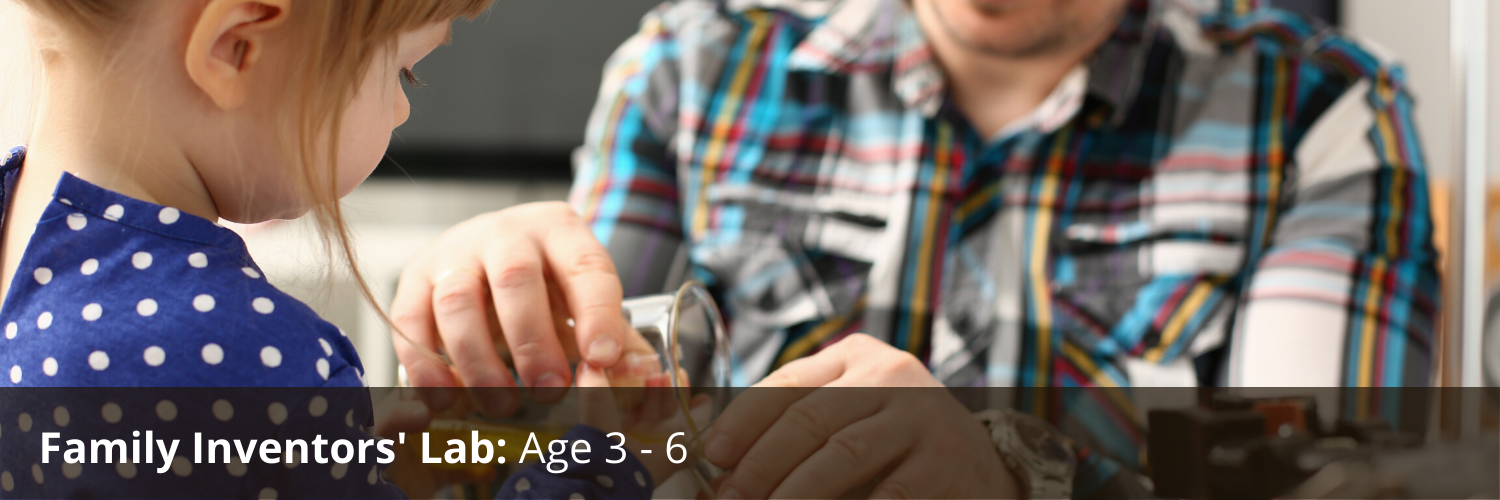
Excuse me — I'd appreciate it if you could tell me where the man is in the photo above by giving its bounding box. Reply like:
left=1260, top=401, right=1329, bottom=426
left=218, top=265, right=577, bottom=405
left=391, top=0, right=1439, bottom=497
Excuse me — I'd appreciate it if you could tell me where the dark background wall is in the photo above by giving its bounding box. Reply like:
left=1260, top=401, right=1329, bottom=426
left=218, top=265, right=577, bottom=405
left=381, top=0, right=1338, bottom=180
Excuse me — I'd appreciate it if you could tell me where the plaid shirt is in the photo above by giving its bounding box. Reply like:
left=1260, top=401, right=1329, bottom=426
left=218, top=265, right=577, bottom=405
left=569, top=0, right=1439, bottom=489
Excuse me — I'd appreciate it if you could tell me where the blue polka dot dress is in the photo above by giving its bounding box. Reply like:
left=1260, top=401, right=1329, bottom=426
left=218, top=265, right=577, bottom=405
left=0, top=147, right=658, bottom=500
left=0, top=146, right=362, bottom=389
left=0, top=146, right=406, bottom=498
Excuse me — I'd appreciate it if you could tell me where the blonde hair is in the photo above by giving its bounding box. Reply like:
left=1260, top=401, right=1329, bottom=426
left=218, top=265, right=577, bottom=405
left=19, top=0, right=491, bottom=351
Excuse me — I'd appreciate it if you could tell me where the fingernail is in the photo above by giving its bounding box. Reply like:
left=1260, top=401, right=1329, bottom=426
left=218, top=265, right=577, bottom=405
left=531, top=372, right=569, bottom=403
left=706, top=433, right=733, bottom=464
left=719, top=487, right=742, bottom=500
left=537, top=372, right=568, bottom=388
left=587, top=337, right=620, bottom=364
left=409, top=403, right=429, bottom=422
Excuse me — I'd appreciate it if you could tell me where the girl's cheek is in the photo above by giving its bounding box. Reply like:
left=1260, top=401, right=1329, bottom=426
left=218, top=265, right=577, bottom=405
left=395, top=90, right=411, bottom=128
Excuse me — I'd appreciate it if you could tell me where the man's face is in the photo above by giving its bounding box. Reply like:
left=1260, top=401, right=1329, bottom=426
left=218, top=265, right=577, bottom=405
left=914, top=0, right=1127, bottom=59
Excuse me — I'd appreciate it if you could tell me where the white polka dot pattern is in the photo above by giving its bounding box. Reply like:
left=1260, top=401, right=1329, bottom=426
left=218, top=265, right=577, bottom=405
left=193, top=294, right=215, bottom=313
left=131, top=251, right=152, bottom=269
left=201, top=344, right=224, bottom=365
left=82, top=303, right=102, bottom=321
left=156, top=400, right=177, bottom=421
left=0, top=165, right=400, bottom=498
left=171, top=456, right=192, bottom=477
left=88, top=351, right=109, bottom=371
left=261, top=346, right=282, bottom=368
left=136, top=299, right=158, bottom=317
left=309, top=397, right=328, bottom=417
left=143, top=346, right=166, bottom=366
left=267, top=403, right=288, bottom=425
left=116, top=462, right=136, bottom=479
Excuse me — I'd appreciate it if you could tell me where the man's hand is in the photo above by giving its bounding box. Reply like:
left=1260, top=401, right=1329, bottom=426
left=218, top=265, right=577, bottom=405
left=702, top=334, right=1023, bottom=499
left=391, top=202, right=627, bottom=416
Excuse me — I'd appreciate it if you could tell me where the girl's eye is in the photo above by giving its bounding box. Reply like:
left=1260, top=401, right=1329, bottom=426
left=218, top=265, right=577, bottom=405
left=400, top=68, right=424, bottom=87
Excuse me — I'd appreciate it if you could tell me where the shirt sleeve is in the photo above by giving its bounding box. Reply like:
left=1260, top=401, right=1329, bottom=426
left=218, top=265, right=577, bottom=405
left=495, top=425, right=655, bottom=500
left=1231, top=59, right=1441, bottom=400
left=569, top=4, right=689, bottom=297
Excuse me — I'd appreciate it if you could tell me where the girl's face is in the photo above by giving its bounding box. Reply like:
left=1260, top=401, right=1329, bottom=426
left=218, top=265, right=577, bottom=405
left=198, top=20, right=452, bottom=223
left=332, top=22, right=452, bottom=198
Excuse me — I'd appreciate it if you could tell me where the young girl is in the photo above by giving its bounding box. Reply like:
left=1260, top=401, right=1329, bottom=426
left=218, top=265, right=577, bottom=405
left=0, top=0, right=494, bottom=497
left=0, top=2, right=676, bottom=498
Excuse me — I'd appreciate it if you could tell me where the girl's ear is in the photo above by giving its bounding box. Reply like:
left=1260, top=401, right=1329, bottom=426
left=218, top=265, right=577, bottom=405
left=184, top=0, right=291, bottom=110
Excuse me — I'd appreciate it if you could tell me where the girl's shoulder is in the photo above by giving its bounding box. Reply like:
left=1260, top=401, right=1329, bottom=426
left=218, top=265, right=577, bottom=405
left=0, top=173, right=366, bottom=388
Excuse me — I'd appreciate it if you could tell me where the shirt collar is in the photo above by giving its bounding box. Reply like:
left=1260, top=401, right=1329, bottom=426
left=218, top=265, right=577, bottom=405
left=782, top=0, right=946, bottom=115
left=1085, top=0, right=1160, bottom=127
left=775, top=0, right=1162, bottom=123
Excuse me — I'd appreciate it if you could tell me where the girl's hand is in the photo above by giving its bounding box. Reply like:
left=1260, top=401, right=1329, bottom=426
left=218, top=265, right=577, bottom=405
left=576, top=364, right=684, bottom=484
left=391, top=202, right=629, bottom=416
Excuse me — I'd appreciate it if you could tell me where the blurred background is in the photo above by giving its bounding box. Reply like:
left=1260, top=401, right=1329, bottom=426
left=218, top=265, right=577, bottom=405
left=0, top=0, right=1495, bottom=392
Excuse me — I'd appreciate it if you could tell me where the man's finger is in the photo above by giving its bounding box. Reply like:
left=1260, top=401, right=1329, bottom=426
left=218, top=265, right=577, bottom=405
left=700, top=386, right=815, bottom=469
left=548, top=281, right=581, bottom=361
left=767, top=411, right=917, bottom=499
left=753, top=348, right=849, bottom=388
left=431, top=266, right=518, bottom=416
left=391, top=266, right=461, bottom=410
left=699, top=347, right=852, bottom=469
left=867, top=449, right=949, bottom=500
left=536, top=208, right=626, bottom=367
left=715, top=387, right=884, bottom=500
left=484, top=236, right=573, bottom=403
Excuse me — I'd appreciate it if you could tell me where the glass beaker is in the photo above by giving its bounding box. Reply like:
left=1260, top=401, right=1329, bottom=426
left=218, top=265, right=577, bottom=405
left=415, top=281, right=730, bottom=496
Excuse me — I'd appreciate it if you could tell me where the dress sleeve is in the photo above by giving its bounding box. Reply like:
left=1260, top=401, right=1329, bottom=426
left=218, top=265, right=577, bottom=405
left=242, top=376, right=408, bottom=500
